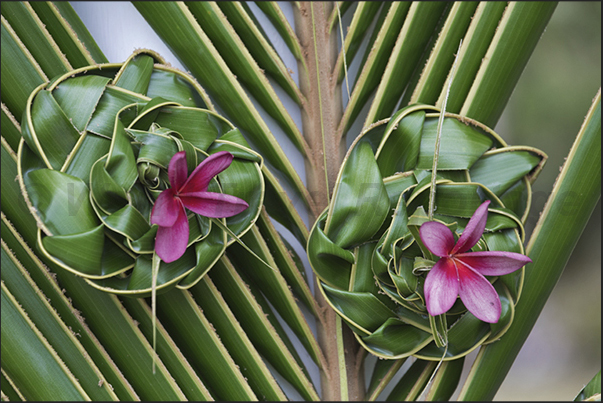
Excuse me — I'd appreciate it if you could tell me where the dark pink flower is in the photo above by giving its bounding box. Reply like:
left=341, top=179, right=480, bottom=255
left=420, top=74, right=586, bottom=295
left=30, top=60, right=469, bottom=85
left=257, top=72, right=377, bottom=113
left=150, top=151, right=248, bottom=263
left=419, top=200, right=532, bottom=323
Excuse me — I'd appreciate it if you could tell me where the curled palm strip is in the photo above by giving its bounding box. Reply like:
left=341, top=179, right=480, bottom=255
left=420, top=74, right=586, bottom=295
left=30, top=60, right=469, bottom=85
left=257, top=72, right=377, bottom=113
left=17, top=50, right=264, bottom=297
left=307, top=104, right=546, bottom=360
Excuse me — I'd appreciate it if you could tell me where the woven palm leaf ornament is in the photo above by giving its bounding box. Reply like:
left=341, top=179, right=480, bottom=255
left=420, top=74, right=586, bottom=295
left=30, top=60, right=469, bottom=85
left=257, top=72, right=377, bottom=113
left=307, top=92, right=546, bottom=359
left=17, top=50, right=265, bottom=297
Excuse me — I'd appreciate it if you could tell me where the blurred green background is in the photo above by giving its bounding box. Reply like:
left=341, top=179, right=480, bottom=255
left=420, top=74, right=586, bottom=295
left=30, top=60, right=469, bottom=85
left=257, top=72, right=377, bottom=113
left=492, top=2, right=601, bottom=400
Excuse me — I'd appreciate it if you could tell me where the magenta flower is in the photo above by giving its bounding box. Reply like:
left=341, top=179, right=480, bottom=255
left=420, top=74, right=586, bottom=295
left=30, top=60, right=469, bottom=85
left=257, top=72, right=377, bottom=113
left=419, top=200, right=532, bottom=323
left=150, top=151, right=249, bottom=263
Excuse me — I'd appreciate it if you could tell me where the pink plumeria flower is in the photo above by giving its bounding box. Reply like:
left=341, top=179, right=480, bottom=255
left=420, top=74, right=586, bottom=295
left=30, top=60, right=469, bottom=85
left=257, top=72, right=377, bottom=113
left=150, top=151, right=248, bottom=263
left=419, top=200, right=532, bottom=323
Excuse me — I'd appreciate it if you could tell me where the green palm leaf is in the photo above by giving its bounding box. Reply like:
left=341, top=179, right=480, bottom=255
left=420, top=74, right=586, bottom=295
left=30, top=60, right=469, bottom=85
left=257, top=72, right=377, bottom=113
left=1, top=1, right=599, bottom=401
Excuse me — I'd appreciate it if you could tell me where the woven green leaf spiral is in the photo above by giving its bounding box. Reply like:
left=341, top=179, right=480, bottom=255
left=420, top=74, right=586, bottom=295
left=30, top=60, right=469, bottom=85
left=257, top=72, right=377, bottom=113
left=307, top=104, right=546, bottom=360
left=17, top=50, right=264, bottom=297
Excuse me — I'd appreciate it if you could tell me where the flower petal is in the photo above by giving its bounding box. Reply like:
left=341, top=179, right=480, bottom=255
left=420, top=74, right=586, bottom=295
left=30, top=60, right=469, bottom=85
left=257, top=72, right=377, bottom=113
left=168, top=151, right=188, bottom=191
left=455, top=251, right=532, bottom=276
left=180, top=151, right=234, bottom=194
left=154, top=202, right=189, bottom=263
left=150, top=188, right=179, bottom=227
left=420, top=221, right=456, bottom=257
left=424, top=258, right=459, bottom=316
left=450, top=200, right=490, bottom=254
left=180, top=191, right=249, bottom=218
left=457, top=262, right=501, bottom=323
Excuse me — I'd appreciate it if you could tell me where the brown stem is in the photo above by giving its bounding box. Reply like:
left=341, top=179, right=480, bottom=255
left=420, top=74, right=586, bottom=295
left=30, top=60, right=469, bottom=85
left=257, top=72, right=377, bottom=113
left=294, top=2, right=363, bottom=400
left=295, top=2, right=346, bottom=212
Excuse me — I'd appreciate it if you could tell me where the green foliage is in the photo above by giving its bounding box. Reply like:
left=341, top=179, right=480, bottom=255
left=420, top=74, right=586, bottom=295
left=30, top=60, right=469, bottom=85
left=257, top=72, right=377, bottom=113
left=1, top=2, right=599, bottom=401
